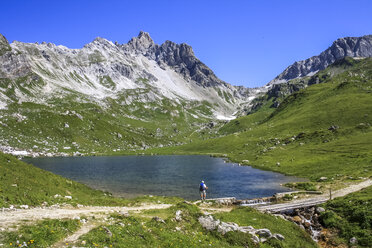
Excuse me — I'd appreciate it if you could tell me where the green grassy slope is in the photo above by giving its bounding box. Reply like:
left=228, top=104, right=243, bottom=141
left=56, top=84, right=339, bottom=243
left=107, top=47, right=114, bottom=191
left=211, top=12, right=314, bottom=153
left=0, top=81, right=223, bottom=155
left=149, top=58, right=372, bottom=181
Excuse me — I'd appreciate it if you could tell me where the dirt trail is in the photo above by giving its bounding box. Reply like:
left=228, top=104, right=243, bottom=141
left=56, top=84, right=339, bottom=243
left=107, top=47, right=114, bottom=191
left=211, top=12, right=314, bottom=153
left=0, top=204, right=172, bottom=229
left=255, top=179, right=372, bottom=212
left=51, top=221, right=99, bottom=248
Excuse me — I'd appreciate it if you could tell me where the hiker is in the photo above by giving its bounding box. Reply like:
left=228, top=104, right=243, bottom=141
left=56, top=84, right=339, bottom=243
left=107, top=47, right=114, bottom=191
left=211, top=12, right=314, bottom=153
left=199, top=180, right=208, bottom=200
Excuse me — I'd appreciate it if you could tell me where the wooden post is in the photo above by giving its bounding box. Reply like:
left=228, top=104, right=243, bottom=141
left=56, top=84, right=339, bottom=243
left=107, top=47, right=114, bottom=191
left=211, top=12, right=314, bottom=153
left=329, top=187, right=332, bottom=200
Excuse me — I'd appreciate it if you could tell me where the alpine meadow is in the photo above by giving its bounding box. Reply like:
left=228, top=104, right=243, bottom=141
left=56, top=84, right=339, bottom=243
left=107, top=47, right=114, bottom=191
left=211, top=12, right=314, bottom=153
left=0, top=2, right=372, bottom=247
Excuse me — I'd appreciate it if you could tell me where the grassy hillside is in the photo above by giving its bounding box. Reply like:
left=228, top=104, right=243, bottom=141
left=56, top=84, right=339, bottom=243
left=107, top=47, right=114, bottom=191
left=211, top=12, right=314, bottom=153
left=0, top=152, right=181, bottom=208
left=0, top=77, right=224, bottom=156
left=71, top=203, right=316, bottom=248
left=149, top=57, right=372, bottom=181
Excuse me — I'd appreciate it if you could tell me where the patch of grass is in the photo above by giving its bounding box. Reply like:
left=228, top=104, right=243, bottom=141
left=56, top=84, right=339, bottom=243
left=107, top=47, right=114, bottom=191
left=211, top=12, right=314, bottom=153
left=0, top=219, right=80, bottom=248
left=319, top=185, right=372, bottom=247
left=99, top=75, right=116, bottom=89
left=283, top=182, right=317, bottom=191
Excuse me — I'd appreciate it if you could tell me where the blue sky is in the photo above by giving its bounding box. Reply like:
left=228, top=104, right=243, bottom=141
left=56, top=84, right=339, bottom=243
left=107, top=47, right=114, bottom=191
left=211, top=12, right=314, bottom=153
left=1, top=0, right=371, bottom=87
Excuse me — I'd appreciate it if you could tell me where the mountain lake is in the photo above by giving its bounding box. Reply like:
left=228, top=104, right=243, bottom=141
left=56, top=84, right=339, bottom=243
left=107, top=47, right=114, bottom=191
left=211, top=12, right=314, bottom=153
left=24, top=155, right=303, bottom=200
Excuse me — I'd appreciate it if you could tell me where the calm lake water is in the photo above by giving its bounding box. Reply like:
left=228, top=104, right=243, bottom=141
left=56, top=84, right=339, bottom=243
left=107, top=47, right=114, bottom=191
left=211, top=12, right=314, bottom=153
left=24, top=155, right=301, bottom=200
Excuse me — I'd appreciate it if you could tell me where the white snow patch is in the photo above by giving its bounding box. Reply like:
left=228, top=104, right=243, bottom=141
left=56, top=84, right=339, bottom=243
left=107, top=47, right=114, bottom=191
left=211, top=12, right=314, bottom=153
left=215, top=114, right=236, bottom=121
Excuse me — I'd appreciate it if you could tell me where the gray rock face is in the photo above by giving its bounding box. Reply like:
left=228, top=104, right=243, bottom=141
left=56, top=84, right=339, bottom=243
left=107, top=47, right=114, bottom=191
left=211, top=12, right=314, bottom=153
left=127, top=31, right=155, bottom=53
left=0, top=34, right=11, bottom=55
left=269, top=35, right=372, bottom=85
left=124, top=31, right=235, bottom=89
left=0, top=31, right=258, bottom=119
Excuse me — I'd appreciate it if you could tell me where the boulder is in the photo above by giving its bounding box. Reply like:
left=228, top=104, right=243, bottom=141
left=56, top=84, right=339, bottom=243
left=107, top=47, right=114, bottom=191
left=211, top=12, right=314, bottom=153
left=255, top=229, right=272, bottom=238
left=217, top=222, right=236, bottom=235
left=198, top=215, right=219, bottom=231
left=292, top=216, right=302, bottom=223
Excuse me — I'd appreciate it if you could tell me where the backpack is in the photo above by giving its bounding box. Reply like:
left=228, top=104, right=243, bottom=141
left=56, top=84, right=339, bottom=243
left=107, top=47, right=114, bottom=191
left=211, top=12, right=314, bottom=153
left=199, top=183, right=205, bottom=191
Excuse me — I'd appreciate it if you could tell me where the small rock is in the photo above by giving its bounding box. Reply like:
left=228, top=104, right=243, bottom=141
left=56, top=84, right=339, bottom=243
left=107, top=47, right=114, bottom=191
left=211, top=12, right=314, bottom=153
left=273, top=233, right=285, bottom=240
left=152, top=216, right=165, bottom=224
left=303, top=221, right=311, bottom=228
left=349, top=237, right=357, bottom=245
left=175, top=227, right=181, bottom=231
left=118, top=211, right=130, bottom=217
left=102, top=226, right=112, bottom=237
left=175, top=210, right=182, bottom=221
left=328, top=125, right=339, bottom=131
left=316, top=207, right=325, bottom=214
left=64, top=195, right=72, bottom=200
left=81, top=240, right=86, bottom=245
left=20, top=205, right=28, bottom=209
left=318, top=177, right=328, bottom=182
left=54, top=194, right=61, bottom=198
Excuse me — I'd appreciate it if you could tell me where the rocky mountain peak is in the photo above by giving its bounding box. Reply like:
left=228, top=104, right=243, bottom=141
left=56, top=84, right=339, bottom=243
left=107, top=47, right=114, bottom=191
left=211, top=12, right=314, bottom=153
left=0, top=34, right=9, bottom=45
left=127, top=31, right=155, bottom=53
left=138, top=31, right=153, bottom=43
left=268, top=34, right=372, bottom=85
left=0, top=34, right=11, bottom=56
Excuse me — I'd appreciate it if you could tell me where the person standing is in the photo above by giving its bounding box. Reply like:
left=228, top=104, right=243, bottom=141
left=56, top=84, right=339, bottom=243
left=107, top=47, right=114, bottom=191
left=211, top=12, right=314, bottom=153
left=199, top=180, right=208, bottom=200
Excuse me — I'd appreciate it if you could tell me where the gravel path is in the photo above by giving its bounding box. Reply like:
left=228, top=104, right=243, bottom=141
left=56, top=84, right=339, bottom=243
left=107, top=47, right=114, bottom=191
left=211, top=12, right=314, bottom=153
left=0, top=204, right=172, bottom=229
left=255, top=179, right=372, bottom=212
